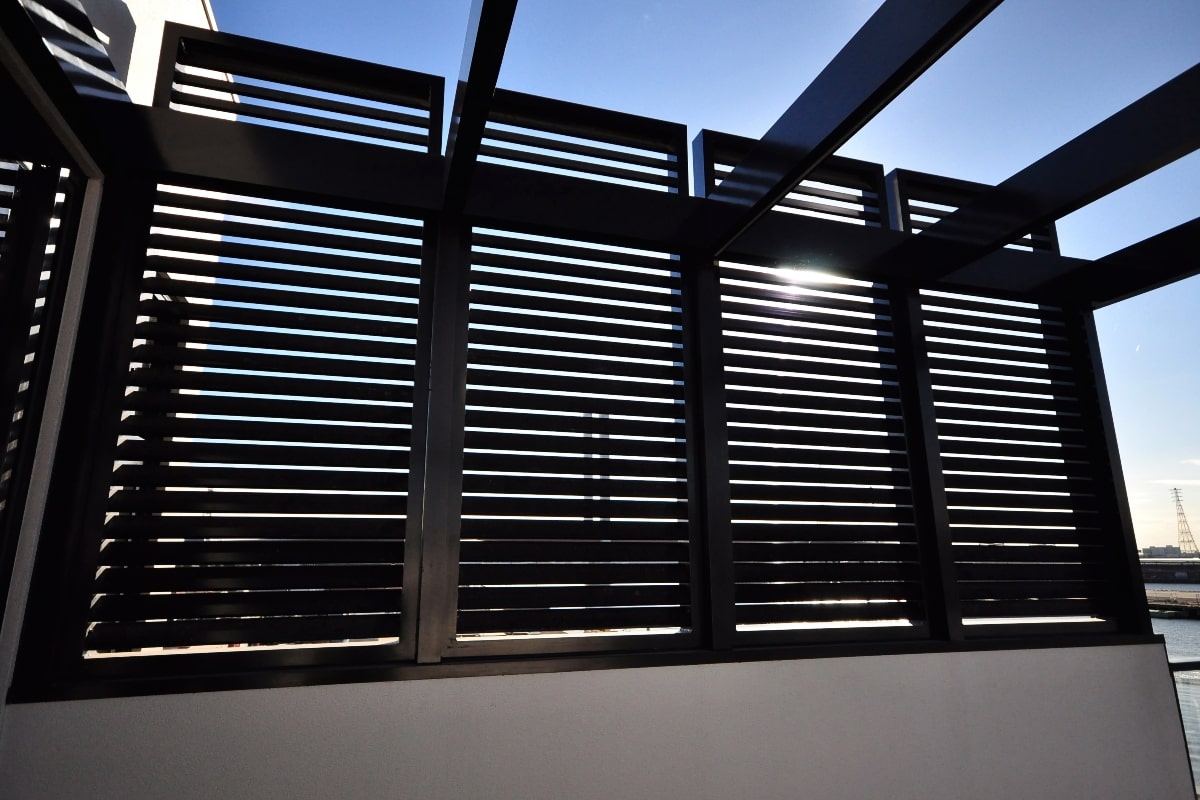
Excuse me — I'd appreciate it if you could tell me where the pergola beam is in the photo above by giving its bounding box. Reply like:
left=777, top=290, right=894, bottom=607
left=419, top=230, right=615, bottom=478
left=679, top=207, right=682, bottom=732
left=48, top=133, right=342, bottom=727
left=1044, top=216, right=1200, bottom=307
left=902, top=63, right=1200, bottom=286
left=701, top=0, right=1002, bottom=256
left=443, top=0, right=518, bottom=210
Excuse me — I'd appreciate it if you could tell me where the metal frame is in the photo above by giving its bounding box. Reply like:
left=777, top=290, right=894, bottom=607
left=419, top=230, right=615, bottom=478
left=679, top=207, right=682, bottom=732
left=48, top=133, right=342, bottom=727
left=2, top=0, right=1194, bottom=700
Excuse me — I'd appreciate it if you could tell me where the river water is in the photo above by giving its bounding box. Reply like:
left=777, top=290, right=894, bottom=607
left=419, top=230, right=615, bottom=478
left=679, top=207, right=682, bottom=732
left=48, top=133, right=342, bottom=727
left=1145, top=582, right=1200, bottom=793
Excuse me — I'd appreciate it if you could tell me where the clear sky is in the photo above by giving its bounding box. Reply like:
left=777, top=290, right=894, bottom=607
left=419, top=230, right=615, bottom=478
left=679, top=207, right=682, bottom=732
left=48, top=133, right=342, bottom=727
left=209, top=0, right=1200, bottom=547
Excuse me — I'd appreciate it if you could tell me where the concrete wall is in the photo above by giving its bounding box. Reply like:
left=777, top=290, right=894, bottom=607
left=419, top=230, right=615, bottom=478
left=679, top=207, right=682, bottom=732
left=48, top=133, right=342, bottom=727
left=0, top=644, right=1192, bottom=799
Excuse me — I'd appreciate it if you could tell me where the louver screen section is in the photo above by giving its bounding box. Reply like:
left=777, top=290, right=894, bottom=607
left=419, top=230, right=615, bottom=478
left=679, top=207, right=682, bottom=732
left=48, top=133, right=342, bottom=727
left=699, top=131, right=885, bottom=227
left=458, top=229, right=692, bottom=642
left=87, top=183, right=421, bottom=655
left=482, top=90, right=687, bottom=193
left=721, top=263, right=924, bottom=634
left=921, top=290, right=1109, bottom=627
left=160, top=25, right=442, bottom=152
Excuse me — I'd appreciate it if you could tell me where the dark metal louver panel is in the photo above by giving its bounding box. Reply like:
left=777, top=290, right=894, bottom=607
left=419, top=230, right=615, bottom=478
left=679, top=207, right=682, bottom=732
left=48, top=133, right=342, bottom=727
left=159, top=25, right=443, bottom=153
left=699, top=130, right=886, bottom=227
left=921, top=290, right=1111, bottom=627
left=891, top=169, right=1059, bottom=253
left=457, top=228, right=691, bottom=641
left=18, top=0, right=128, bottom=101
left=1, top=161, right=66, bottom=539
left=721, top=262, right=924, bottom=633
left=86, top=183, right=421, bottom=655
left=481, top=89, right=688, bottom=193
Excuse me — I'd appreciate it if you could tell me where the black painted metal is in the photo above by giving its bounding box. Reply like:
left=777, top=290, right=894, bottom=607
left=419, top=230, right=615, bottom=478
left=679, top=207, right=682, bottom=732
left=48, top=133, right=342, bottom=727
left=444, top=0, right=518, bottom=210
left=890, top=63, right=1200, bottom=286
left=2, top=0, right=1174, bottom=699
left=887, top=283, right=963, bottom=641
left=414, top=215, right=472, bottom=663
left=700, top=0, right=1002, bottom=254
left=0, top=162, right=75, bottom=629
left=1047, top=216, right=1200, bottom=307
left=14, top=173, right=156, bottom=691
left=155, top=23, right=444, bottom=153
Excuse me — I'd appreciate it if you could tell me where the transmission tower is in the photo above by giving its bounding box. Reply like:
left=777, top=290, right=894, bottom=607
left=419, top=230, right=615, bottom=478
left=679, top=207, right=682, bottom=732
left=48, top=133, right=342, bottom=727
left=1173, top=488, right=1198, bottom=555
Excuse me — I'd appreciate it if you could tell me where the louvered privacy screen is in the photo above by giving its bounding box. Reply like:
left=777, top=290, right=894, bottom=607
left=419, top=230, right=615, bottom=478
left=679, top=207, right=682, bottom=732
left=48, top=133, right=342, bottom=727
left=159, top=25, right=442, bottom=152
left=721, top=262, right=923, bottom=633
left=0, top=162, right=68, bottom=540
left=482, top=90, right=687, bottom=193
left=458, top=229, right=692, bottom=642
left=699, top=131, right=885, bottom=227
left=921, top=290, right=1110, bottom=627
left=87, top=183, right=422, bottom=655
left=891, top=170, right=1059, bottom=253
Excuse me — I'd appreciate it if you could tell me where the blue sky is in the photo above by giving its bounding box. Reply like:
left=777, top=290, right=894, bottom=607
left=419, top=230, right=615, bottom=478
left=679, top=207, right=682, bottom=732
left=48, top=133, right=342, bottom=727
left=209, top=0, right=1200, bottom=546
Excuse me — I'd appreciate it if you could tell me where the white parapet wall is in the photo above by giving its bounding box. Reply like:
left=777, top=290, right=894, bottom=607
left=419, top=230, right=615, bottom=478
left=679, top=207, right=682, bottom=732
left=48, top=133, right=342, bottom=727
left=0, top=643, right=1192, bottom=800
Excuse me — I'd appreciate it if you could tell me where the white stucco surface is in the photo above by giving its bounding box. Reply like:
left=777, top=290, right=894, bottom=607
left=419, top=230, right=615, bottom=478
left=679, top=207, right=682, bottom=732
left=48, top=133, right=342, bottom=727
left=0, top=644, right=1191, bottom=799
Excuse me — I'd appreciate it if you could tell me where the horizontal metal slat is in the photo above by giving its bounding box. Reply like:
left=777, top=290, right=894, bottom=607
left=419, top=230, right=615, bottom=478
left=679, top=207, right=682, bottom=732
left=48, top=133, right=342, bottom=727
left=464, top=408, right=682, bottom=440
left=458, top=561, right=688, bottom=585
left=466, top=367, right=683, bottom=401
left=129, top=343, right=409, bottom=382
left=103, top=515, right=404, bottom=539
left=107, top=489, right=405, bottom=515
left=127, top=366, right=413, bottom=405
left=735, top=561, right=921, bottom=582
left=731, top=483, right=911, bottom=505
left=458, top=583, right=688, bottom=610
left=142, top=276, right=417, bottom=319
left=462, top=452, right=685, bottom=480
left=456, top=605, right=688, bottom=635
left=725, top=387, right=899, bottom=418
left=116, top=439, right=409, bottom=470
left=139, top=298, right=415, bottom=340
left=173, top=70, right=429, bottom=129
left=86, top=613, right=400, bottom=651
left=734, top=541, right=917, bottom=562
left=479, top=141, right=677, bottom=187
left=122, top=391, right=410, bottom=427
left=471, top=264, right=676, bottom=308
left=463, top=473, right=685, bottom=499
left=152, top=212, right=421, bottom=260
left=134, top=321, right=415, bottom=363
left=90, top=587, right=402, bottom=624
left=466, top=387, right=682, bottom=419
left=736, top=580, right=922, bottom=604
left=473, top=232, right=674, bottom=272
left=482, top=126, right=675, bottom=170
left=462, top=496, right=686, bottom=519
left=112, top=464, right=407, bottom=492
left=467, top=346, right=681, bottom=382
left=171, top=89, right=427, bottom=147
left=94, top=564, right=402, bottom=593
left=120, top=415, right=410, bottom=448
left=724, top=350, right=894, bottom=384
left=469, top=287, right=677, bottom=328
left=158, top=191, right=422, bottom=239
left=461, top=540, right=687, bottom=562
left=97, top=539, right=403, bottom=567
left=470, top=325, right=680, bottom=362
left=460, top=518, right=687, bottom=540
left=728, top=444, right=908, bottom=470
left=735, top=600, right=918, bottom=626
left=464, top=429, right=685, bottom=460
left=959, top=598, right=1108, bottom=620
left=148, top=234, right=419, bottom=276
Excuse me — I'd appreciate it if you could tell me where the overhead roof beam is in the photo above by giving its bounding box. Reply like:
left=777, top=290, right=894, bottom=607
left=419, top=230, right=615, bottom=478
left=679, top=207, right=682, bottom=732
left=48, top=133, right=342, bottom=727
left=443, top=0, right=518, bottom=211
left=1041, top=217, right=1200, bottom=308
left=897, top=63, right=1200, bottom=286
left=701, top=0, right=1003, bottom=256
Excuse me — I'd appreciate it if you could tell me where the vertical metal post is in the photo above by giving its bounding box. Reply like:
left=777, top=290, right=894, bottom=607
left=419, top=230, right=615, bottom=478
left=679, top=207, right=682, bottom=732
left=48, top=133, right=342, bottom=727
left=11, top=174, right=156, bottom=687
left=888, top=283, right=963, bottom=641
left=1065, top=304, right=1151, bottom=634
left=679, top=250, right=736, bottom=649
left=413, top=214, right=473, bottom=663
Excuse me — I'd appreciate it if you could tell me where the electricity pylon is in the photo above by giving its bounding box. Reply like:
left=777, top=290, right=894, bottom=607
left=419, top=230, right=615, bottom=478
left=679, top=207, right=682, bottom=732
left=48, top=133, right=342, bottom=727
left=1173, top=488, right=1198, bottom=555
